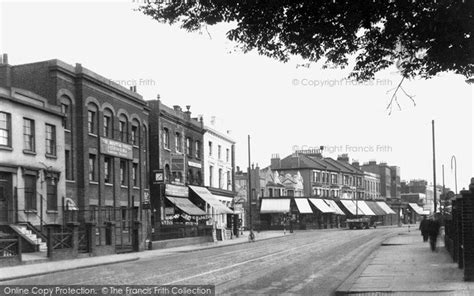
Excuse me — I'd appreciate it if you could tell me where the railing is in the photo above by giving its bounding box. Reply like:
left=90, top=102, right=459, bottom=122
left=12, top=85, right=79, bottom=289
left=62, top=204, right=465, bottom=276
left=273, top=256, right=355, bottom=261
left=48, top=227, right=73, bottom=250
left=0, top=236, right=20, bottom=257
left=153, top=224, right=213, bottom=241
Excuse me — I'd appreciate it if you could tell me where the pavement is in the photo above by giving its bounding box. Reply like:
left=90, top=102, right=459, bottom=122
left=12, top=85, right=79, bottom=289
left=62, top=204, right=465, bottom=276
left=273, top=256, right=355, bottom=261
left=336, top=225, right=474, bottom=296
left=0, top=230, right=287, bottom=282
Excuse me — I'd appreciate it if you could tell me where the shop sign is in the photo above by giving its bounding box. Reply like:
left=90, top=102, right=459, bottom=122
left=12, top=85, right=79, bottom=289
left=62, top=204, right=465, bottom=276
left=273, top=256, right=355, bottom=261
left=165, top=184, right=189, bottom=197
left=152, top=170, right=164, bottom=184
left=101, top=138, right=133, bottom=159
left=171, top=155, right=185, bottom=171
left=165, top=207, right=175, bottom=215
left=188, top=161, right=202, bottom=169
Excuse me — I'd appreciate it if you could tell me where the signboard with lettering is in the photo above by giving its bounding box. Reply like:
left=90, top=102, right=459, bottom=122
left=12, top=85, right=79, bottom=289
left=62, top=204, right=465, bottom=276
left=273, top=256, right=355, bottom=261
left=188, top=161, right=202, bottom=169
left=100, top=138, right=133, bottom=160
left=171, top=156, right=185, bottom=171
left=165, top=184, right=189, bottom=197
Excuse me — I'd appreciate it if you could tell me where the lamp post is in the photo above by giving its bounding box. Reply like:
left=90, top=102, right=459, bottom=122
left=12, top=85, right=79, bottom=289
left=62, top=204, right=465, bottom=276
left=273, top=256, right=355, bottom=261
left=451, top=155, right=458, bottom=194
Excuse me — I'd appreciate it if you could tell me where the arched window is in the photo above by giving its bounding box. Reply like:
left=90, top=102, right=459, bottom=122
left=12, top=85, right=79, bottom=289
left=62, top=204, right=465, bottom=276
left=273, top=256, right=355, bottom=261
left=87, top=103, right=99, bottom=135
left=103, top=108, right=113, bottom=138
left=60, top=96, right=72, bottom=131
left=118, top=114, right=128, bottom=142
left=131, top=119, right=140, bottom=146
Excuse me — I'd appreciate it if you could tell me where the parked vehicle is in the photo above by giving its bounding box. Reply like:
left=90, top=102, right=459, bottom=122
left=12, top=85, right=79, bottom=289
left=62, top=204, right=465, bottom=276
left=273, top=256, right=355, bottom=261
left=346, top=217, right=376, bottom=229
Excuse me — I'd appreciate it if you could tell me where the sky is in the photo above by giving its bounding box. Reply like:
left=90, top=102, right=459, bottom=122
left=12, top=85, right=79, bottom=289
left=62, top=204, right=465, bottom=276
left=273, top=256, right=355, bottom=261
left=1, top=0, right=472, bottom=191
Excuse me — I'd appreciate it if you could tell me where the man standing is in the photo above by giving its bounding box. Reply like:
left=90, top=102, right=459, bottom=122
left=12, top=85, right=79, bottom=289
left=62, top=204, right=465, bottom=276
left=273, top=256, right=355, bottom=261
left=419, top=216, right=429, bottom=242
left=428, top=217, right=441, bottom=252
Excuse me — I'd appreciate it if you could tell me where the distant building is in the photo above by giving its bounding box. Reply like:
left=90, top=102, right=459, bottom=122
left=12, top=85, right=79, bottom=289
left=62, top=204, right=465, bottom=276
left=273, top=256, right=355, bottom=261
left=360, top=161, right=400, bottom=200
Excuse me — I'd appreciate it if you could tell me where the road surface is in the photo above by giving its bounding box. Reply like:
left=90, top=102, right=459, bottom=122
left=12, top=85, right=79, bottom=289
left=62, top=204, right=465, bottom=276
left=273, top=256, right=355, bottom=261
left=3, top=227, right=401, bottom=295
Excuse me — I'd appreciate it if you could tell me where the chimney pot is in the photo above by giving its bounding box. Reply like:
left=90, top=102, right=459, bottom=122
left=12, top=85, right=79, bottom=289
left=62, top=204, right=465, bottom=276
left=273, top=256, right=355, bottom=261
left=2, top=54, right=8, bottom=64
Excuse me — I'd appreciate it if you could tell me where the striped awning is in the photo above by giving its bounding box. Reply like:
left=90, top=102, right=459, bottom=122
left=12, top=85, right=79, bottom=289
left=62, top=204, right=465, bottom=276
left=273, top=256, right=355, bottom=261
left=294, top=198, right=313, bottom=214
left=376, top=201, right=396, bottom=214
left=189, top=186, right=234, bottom=214
left=260, top=199, right=291, bottom=214
left=365, top=201, right=387, bottom=216
left=165, top=196, right=207, bottom=216
left=357, top=201, right=376, bottom=216
left=409, top=203, right=426, bottom=215
left=339, top=200, right=367, bottom=216
left=324, top=199, right=345, bottom=215
left=309, top=199, right=336, bottom=214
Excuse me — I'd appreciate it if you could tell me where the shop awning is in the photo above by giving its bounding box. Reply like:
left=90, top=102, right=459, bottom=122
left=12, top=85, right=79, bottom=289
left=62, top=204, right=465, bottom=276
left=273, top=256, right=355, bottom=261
left=324, top=199, right=345, bottom=215
left=376, top=201, right=396, bottom=214
left=189, top=186, right=233, bottom=214
left=260, top=199, right=291, bottom=214
left=409, top=203, right=426, bottom=215
left=294, top=198, right=313, bottom=214
left=365, top=201, right=387, bottom=216
left=309, top=199, right=336, bottom=214
left=357, top=201, right=376, bottom=216
left=165, top=196, right=206, bottom=216
left=339, top=200, right=363, bottom=216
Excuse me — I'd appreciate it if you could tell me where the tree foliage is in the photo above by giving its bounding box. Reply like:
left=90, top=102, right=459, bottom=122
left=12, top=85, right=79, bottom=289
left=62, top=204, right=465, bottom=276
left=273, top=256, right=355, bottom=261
left=139, top=0, right=473, bottom=81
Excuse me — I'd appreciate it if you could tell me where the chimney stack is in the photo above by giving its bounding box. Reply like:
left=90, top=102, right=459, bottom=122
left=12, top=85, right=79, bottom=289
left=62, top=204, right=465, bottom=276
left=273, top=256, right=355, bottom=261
left=271, top=153, right=281, bottom=169
left=2, top=54, right=8, bottom=64
left=173, top=105, right=182, bottom=112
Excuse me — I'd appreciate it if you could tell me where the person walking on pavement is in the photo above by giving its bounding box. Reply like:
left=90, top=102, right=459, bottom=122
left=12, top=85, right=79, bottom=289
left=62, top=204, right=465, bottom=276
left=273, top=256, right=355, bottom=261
left=427, top=217, right=441, bottom=252
left=419, top=216, right=429, bottom=242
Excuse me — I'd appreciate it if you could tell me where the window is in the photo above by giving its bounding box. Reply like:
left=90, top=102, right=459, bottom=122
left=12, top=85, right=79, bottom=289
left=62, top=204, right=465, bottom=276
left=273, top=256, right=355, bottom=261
left=132, top=163, right=138, bottom=187
left=46, top=176, right=57, bottom=211
left=268, top=188, right=273, bottom=197
left=227, top=171, right=231, bottom=190
left=119, top=115, right=128, bottom=142
left=24, top=174, right=36, bottom=211
left=175, top=132, right=182, bottom=152
left=162, top=128, right=170, bottom=149
left=87, top=109, right=96, bottom=134
left=45, top=124, right=56, bottom=156
left=131, top=124, right=139, bottom=146
left=208, top=141, right=213, bottom=156
left=218, top=145, right=222, bottom=160
left=65, top=150, right=73, bottom=180
left=226, top=148, right=230, bottom=162
left=23, top=118, right=35, bottom=152
left=218, top=168, right=223, bottom=189
left=89, top=154, right=97, bottom=182
left=186, top=138, right=192, bottom=156
left=209, top=166, right=213, bottom=187
left=0, top=112, right=11, bottom=147
left=195, top=141, right=201, bottom=158
left=103, top=114, right=111, bottom=137
left=331, top=174, right=337, bottom=184
left=60, top=97, right=72, bottom=131
left=120, top=160, right=127, bottom=186
left=104, top=157, right=112, bottom=184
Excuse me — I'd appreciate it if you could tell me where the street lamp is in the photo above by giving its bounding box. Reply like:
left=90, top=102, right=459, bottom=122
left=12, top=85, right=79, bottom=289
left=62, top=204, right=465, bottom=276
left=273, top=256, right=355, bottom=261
left=451, top=155, right=458, bottom=194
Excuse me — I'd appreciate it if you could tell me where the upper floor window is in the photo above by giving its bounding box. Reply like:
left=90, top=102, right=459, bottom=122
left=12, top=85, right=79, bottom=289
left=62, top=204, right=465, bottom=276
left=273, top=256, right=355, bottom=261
left=226, top=148, right=230, bottom=162
left=23, top=118, right=35, bottom=152
left=120, top=160, right=127, bottom=186
left=208, top=141, right=213, bottom=156
left=218, top=145, right=222, bottom=160
left=131, top=124, right=139, bottom=146
left=104, top=157, right=112, bottom=184
left=163, top=128, right=169, bottom=149
left=209, top=165, right=213, bottom=187
left=186, top=138, right=192, bottom=156
left=331, top=174, right=337, bottom=184
left=0, top=112, right=11, bottom=147
left=103, top=109, right=113, bottom=138
left=195, top=141, right=201, bottom=158
left=218, top=168, right=223, bottom=189
left=65, top=150, right=74, bottom=181
left=175, top=132, right=182, bottom=152
left=60, top=96, right=72, bottom=131
left=132, top=163, right=138, bottom=187
left=45, top=124, right=56, bottom=156
left=119, top=115, right=128, bottom=142
left=89, top=154, right=97, bottom=182
left=87, top=104, right=98, bottom=135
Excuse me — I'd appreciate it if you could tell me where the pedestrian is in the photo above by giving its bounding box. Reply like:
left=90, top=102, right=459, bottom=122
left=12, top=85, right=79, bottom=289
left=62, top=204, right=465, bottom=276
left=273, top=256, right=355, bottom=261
left=427, top=217, right=441, bottom=252
left=419, top=216, right=429, bottom=242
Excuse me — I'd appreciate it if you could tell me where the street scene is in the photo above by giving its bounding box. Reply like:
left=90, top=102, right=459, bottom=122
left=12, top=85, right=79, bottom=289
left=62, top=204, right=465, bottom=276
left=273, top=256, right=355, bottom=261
left=0, top=0, right=473, bottom=295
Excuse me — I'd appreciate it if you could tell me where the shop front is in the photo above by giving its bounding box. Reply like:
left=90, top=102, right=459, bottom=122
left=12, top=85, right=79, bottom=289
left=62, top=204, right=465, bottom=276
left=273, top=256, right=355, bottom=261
left=155, top=184, right=211, bottom=240
left=294, top=198, right=316, bottom=229
left=308, top=198, right=336, bottom=228
left=259, top=198, right=291, bottom=230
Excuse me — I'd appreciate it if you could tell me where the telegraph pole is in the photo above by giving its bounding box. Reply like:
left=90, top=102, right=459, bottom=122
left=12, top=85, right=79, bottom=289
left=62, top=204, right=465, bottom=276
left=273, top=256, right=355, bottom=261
left=247, top=135, right=252, bottom=230
left=432, top=120, right=437, bottom=214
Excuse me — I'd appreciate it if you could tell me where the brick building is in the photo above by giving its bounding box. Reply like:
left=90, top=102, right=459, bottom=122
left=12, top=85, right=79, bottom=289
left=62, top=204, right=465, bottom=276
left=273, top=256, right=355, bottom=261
left=1, top=56, right=150, bottom=252
left=148, top=100, right=208, bottom=239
